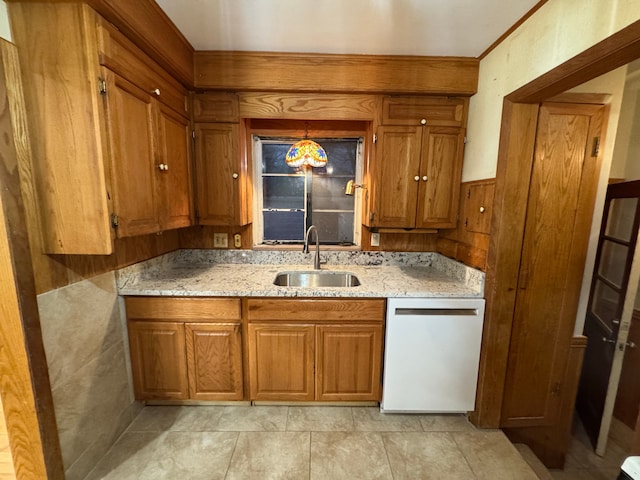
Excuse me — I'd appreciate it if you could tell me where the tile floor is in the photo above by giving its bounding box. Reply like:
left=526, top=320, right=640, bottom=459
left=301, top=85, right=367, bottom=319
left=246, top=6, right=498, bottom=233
left=85, top=405, right=539, bottom=480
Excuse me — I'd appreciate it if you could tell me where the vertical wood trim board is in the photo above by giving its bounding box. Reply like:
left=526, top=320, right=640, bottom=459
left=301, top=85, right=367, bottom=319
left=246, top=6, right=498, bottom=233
left=0, top=39, right=64, bottom=480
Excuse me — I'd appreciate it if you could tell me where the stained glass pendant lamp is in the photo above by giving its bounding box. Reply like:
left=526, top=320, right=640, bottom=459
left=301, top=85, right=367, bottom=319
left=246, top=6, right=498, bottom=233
left=285, top=125, right=328, bottom=168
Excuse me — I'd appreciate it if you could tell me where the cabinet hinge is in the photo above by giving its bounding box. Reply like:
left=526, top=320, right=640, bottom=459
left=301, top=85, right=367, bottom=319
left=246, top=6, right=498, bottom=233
left=192, top=130, right=196, bottom=139
left=369, top=212, right=375, bottom=222
left=591, top=136, right=600, bottom=157
left=463, top=136, right=468, bottom=144
left=98, top=77, right=107, bottom=95
left=467, top=188, right=471, bottom=199
left=110, top=213, right=119, bottom=228
left=373, top=134, right=377, bottom=144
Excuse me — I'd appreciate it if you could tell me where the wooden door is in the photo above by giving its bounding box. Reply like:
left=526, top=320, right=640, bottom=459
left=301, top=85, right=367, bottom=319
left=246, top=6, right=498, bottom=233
left=103, top=70, right=159, bottom=237
left=247, top=324, right=314, bottom=401
left=577, top=180, right=640, bottom=449
left=316, top=324, right=383, bottom=401
left=127, top=321, right=188, bottom=400
left=416, top=126, right=464, bottom=228
left=194, top=123, right=239, bottom=225
left=501, top=103, right=605, bottom=428
left=185, top=323, right=243, bottom=400
left=156, top=104, right=192, bottom=230
left=371, top=126, right=422, bottom=227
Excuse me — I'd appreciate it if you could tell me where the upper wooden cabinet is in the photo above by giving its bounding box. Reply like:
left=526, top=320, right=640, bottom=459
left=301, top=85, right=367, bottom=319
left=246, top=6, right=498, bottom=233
left=369, top=97, right=467, bottom=229
left=193, top=93, right=250, bottom=226
left=9, top=3, right=192, bottom=253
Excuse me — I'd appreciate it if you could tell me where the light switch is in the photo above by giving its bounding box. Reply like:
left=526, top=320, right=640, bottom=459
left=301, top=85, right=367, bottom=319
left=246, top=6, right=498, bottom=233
left=371, top=232, right=380, bottom=247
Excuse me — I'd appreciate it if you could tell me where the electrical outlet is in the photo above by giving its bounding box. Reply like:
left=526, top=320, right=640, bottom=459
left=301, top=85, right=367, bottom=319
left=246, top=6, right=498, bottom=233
left=234, top=234, right=242, bottom=248
left=213, top=233, right=228, bottom=248
left=371, top=232, right=380, bottom=247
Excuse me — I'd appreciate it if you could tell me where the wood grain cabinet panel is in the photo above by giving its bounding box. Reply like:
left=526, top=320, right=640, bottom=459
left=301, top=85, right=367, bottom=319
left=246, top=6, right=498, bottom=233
left=382, top=96, right=467, bottom=127
left=185, top=323, right=243, bottom=400
left=316, top=324, right=383, bottom=401
left=248, top=324, right=315, bottom=401
left=128, top=321, right=188, bottom=400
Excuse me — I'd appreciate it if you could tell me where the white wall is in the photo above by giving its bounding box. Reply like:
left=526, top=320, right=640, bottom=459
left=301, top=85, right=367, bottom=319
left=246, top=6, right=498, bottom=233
left=463, top=0, right=640, bottom=182
left=0, top=1, right=11, bottom=41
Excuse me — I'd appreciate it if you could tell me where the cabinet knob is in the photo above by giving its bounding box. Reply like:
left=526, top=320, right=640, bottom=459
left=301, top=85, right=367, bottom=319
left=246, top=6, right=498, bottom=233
left=422, top=176, right=428, bottom=181
left=157, top=163, right=168, bottom=171
left=414, top=175, right=420, bottom=181
left=479, top=206, right=485, bottom=213
left=232, top=173, right=239, bottom=179
left=164, top=164, right=169, bottom=171
left=420, top=119, right=427, bottom=125
left=152, top=88, right=160, bottom=96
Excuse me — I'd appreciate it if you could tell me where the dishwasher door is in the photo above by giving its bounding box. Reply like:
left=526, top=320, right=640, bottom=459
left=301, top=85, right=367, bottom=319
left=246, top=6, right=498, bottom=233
left=381, top=297, right=485, bottom=413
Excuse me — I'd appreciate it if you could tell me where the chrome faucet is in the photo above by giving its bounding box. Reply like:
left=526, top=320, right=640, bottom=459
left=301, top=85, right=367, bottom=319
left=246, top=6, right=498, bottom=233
left=303, top=225, right=321, bottom=270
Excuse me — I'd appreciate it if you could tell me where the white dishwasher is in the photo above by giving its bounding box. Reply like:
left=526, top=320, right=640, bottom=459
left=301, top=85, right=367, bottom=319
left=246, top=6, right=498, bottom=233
left=381, top=297, right=485, bottom=413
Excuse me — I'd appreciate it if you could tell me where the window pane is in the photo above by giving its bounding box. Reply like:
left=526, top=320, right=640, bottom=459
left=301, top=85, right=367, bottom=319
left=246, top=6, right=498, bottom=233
left=590, top=279, right=620, bottom=330
left=605, top=197, right=638, bottom=242
left=263, top=211, right=304, bottom=241
left=598, top=239, right=629, bottom=288
left=312, top=177, right=355, bottom=211
left=262, top=143, right=294, bottom=174
left=314, top=140, right=357, bottom=176
left=314, top=212, right=354, bottom=244
left=263, top=177, right=304, bottom=209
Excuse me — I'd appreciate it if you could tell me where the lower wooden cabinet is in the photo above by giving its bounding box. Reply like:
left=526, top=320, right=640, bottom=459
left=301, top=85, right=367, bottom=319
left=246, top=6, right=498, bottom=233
left=246, top=298, right=385, bottom=402
left=125, top=297, right=243, bottom=401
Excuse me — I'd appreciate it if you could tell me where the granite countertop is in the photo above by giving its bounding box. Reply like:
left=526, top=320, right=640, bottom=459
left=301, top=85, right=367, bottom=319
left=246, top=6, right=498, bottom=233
left=116, top=250, right=485, bottom=299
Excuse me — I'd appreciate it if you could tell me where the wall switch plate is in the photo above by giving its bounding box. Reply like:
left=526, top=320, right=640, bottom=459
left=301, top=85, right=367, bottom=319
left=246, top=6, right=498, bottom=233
left=371, top=232, right=380, bottom=247
left=234, top=234, right=242, bottom=248
left=213, top=233, right=228, bottom=248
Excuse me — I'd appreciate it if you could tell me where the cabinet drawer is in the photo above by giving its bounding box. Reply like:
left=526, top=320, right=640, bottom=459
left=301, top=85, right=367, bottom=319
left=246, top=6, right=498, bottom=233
left=125, top=297, right=241, bottom=321
left=97, top=20, right=188, bottom=118
left=193, top=92, right=240, bottom=122
left=247, top=298, right=385, bottom=322
left=382, top=96, right=467, bottom=127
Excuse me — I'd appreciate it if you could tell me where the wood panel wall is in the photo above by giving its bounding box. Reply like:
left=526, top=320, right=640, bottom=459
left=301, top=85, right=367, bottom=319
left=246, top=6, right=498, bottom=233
left=195, top=51, right=479, bottom=95
left=437, top=179, right=495, bottom=271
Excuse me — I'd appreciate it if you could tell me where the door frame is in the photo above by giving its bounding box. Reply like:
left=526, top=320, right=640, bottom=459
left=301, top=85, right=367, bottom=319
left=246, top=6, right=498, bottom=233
left=472, top=19, right=640, bottom=429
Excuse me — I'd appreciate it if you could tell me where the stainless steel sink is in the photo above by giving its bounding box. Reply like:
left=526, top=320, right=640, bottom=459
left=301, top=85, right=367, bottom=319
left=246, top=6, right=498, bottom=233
left=273, top=271, right=361, bottom=287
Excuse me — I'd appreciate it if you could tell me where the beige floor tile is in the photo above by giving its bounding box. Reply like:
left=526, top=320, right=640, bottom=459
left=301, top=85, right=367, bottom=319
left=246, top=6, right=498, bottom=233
left=453, top=430, right=538, bottom=480
left=216, top=406, right=288, bottom=431
left=549, top=467, right=607, bottom=479
left=85, top=432, right=166, bottom=480
left=287, top=406, right=354, bottom=431
left=310, top=432, right=393, bottom=480
left=128, top=406, right=225, bottom=432
left=383, top=432, right=475, bottom=479
left=353, top=407, right=423, bottom=432
left=564, top=434, right=627, bottom=471
left=514, top=443, right=554, bottom=480
left=225, top=432, right=310, bottom=480
left=138, top=431, right=237, bottom=480
left=419, top=414, right=476, bottom=432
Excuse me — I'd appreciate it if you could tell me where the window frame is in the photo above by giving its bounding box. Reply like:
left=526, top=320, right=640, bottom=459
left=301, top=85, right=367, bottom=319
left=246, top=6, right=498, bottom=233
left=252, top=135, right=364, bottom=248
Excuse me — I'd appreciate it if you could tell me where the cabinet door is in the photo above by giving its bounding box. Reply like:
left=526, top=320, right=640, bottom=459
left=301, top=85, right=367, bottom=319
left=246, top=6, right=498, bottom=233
left=156, top=104, right=192, bottom=230
left=185, top=323, right=243, bottom=401
left=127, top=321, right=188, bottom=400
left=104, top=70, right=160, bottom=237
left=248, top=324, right=315, bottom=401
left=372, top=126, right=422, bottom=227
left=194, top=123, right=241, bottom=225
left=316, top=324, right=383, bottom=401
left=416, top=127, right=464, bottom=228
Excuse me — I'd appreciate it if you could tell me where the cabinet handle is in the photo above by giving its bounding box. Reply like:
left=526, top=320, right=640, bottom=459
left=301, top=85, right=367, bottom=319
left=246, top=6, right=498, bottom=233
left=232, top=173, right=239, bottom=179
left=152, top=88, right=161, bottom=96
left=422, top=176, right=428, bottom=181
left=420, top=119, right=427, bottom=125
left=414, top=176, right=420, bottom=181
left=479, top=206, right=485, bottom=213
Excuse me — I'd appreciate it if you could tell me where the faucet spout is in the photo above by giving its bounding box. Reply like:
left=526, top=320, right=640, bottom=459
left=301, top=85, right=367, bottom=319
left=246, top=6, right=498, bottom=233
left=303, top=225, right=321, bottom=270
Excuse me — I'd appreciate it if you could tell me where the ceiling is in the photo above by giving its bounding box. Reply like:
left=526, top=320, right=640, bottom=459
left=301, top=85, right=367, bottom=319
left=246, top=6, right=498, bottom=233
left=155, top=0, right=541, bottom=58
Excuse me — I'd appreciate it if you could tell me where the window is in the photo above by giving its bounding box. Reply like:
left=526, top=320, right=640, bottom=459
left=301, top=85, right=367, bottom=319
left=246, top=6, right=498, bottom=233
left=254, top=136, right=363, bottom=246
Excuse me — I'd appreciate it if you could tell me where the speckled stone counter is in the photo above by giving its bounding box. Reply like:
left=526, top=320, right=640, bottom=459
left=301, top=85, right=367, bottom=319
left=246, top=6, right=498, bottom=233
left=116, top=250, right=484, bottom=298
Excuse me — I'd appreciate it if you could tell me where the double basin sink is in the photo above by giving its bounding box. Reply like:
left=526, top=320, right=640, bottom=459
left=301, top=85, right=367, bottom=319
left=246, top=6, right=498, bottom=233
left=273, top=270, right=361, bottom=288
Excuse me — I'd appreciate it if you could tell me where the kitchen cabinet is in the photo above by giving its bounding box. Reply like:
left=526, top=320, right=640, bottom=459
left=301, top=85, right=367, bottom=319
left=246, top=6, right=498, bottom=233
left=193, top=93, right=250, bottom=226
left=9, top=3, right=192, bottom=253
left=369, top=96, right=467, bottom=229
left=125, top=297, right=243, bottom=401
left=246, top=298, right=385, bottom=401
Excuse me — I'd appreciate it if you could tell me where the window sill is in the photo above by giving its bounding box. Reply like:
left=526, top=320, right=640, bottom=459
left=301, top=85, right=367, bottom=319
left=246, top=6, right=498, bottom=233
left=252, top=244, right=361, bottom=252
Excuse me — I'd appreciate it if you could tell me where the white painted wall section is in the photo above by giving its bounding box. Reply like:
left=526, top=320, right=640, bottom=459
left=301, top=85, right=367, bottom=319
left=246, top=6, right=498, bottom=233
left=0, top=1, right=11, bottom=41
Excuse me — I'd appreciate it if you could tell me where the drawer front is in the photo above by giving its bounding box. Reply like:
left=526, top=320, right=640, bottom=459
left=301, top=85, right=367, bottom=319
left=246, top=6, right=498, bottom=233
left=97, top=21, right=188, bottom=117
left=192, top=92, right=239, bottom=122
left=247, top=298, right=385, bottom=322
left=125, top=297, right=242, bottom=321
left=382, top=96, right=467, bottom=127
